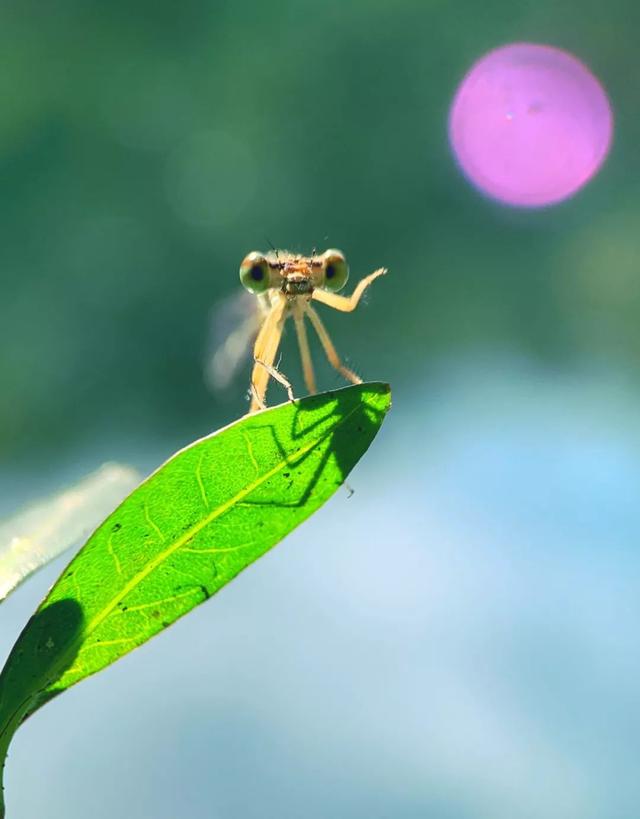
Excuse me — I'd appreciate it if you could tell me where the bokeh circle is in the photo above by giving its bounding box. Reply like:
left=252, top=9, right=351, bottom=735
left=448, top=43, right=613, bottom=207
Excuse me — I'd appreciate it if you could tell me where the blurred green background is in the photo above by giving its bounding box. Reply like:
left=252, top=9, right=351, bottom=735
left=2, top=2, right=640, bottom=819
left=2, top=0, right=637, bottom=462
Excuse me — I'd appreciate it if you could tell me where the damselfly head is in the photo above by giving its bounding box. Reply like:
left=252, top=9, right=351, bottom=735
left=239, top=249, right=350, bottom=296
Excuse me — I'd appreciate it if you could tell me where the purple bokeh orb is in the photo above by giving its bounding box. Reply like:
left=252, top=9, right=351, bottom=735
left=448, top=43, right=613, bottom=207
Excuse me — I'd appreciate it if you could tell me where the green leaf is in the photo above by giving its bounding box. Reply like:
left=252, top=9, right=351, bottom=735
left=0, top=463, right=142, bottom=603
left=0, top=383, right=390, bottom=816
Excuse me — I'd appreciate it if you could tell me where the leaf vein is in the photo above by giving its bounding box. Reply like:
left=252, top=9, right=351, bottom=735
left=242, top=430, right=260, bottom=475
left=195, top=451, right=209, bottom=510
left=119, top=588, right=200, bottom=614
left=180, top=543, right=253, bottom=555
left=107, top=535, right=122, bottom=576
left=143, top=502, right=165, bottom=543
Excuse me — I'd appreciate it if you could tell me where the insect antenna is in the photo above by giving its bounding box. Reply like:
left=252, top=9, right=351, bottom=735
left=265, top=238, right=283, bottom=268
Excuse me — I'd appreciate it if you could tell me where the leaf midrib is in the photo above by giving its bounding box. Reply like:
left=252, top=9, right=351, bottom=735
left=67, top=401, right=363, bottom=654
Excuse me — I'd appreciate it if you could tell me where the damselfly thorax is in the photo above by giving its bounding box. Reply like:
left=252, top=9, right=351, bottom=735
left=237, top=249, right=386, bottom=412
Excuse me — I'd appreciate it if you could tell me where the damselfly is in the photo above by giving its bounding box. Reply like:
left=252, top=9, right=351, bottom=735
left=233, top=249, right=386, bottom=411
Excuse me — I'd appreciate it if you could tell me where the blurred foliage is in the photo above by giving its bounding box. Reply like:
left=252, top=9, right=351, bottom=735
left=1, top=0, right=639, bottom=462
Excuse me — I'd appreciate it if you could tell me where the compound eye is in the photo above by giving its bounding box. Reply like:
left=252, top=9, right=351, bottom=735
left=321, top=249, right=349, bottom=292
left=239, top=252, right=271, bottom=294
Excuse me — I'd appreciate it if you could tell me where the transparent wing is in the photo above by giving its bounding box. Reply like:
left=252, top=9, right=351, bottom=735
left=0, top=462, right=142, bottom=602
left=204, top=290, right=265, bottom=393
